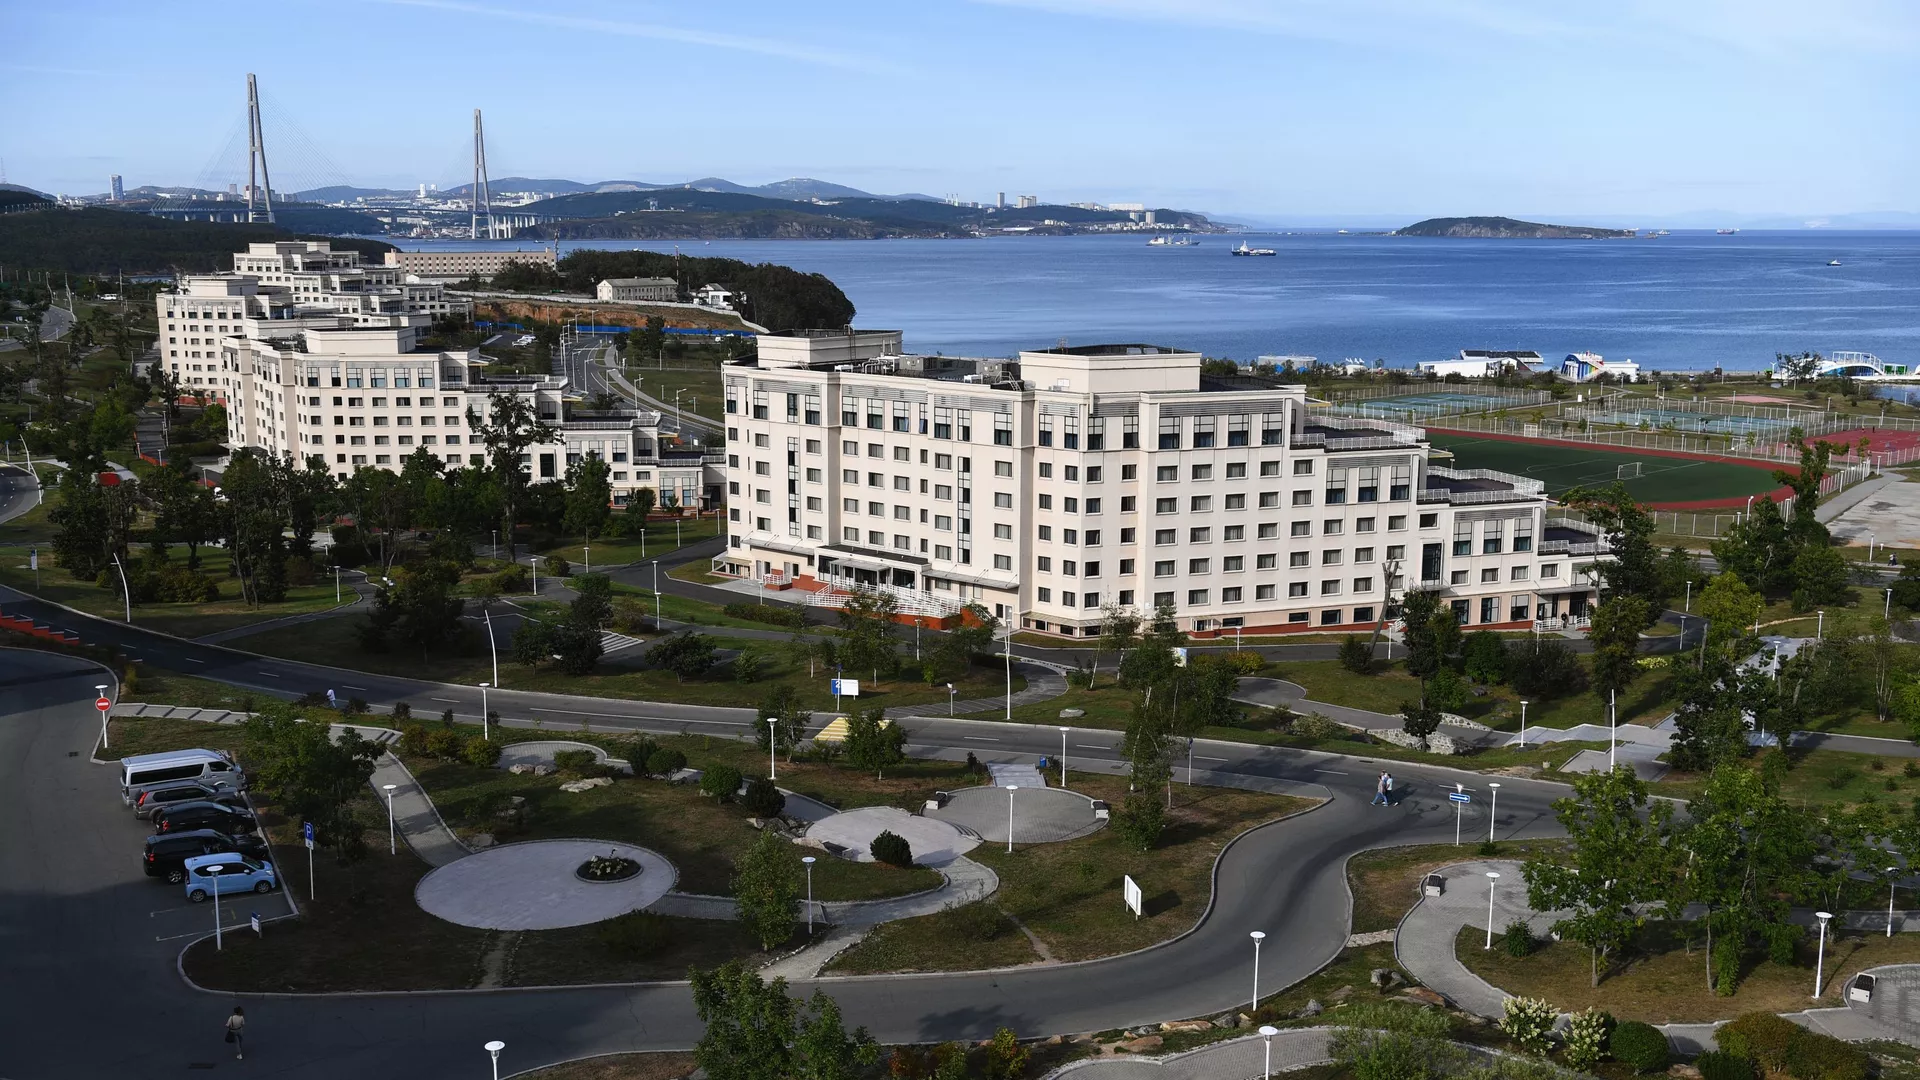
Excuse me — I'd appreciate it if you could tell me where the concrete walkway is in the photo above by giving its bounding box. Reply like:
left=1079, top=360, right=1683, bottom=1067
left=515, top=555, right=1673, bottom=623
left=1233, top=677, right=1507, bottom=749
left=759, top=854, right=1002, bottom=980
left=1042, top=1028, right=1333, bottom=1080
left=414, top=839, right=676, bottom=930
left=890, top=660, right=1070, bottom=720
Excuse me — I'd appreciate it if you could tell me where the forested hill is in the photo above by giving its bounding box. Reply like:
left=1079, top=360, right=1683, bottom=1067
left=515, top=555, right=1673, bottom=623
left=0, top=208, right=396, bottom=273
left=1395, top=216, right=1635, bottom=239
left=494, top=249, right=854, bottom=331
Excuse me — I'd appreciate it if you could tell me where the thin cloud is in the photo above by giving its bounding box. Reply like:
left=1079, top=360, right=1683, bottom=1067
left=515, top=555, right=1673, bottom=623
left=366, top=0, right=896, bottom=71
left=0, top=63, right=114, bottom=78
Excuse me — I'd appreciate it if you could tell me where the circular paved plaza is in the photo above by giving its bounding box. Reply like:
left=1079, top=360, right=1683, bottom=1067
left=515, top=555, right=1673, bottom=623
left=927, top=785, right=1105, bottom=845
left=415, top=839, right=677, bottom=930
left=804, top=806, right=977, bottom=866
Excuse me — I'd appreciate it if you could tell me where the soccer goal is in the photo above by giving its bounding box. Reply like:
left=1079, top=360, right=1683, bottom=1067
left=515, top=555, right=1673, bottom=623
left=1615, top=462, right=1644, bottom=480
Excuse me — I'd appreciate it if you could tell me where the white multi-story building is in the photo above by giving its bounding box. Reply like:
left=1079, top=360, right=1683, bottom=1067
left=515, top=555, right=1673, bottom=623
left=160, top=242, right=719, bottom=505
left=718, top=331, right=1602, bottom=637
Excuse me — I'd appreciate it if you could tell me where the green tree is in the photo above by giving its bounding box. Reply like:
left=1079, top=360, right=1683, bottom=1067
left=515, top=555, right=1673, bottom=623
left=570, top=573, right=613, bottom=631
left=468, top=391, right=557, bottom=560
left=1697, top=571, right=1763, bottom=659
left=512, top=619, right=553, bottom=668
left=1400, top=696, right=1442, bottom=751
left=1561, top=482, right=1662, bottom=625
left=1459, top=631, right=1507, bottom=683
left=689, top=961, right=796, bottom=1080
left=843, top=707, right=907, bottom=778
left=836, top=589, right=900, bottom=683
left=563, top=455, right=613, bottom=543
left=1399, top=589, right=1446, bottom=679
left=791, top=987, right=881, bottom=1080
left=630, top=316, right=666, bottom=363
left=359, top=560, right=465, bottom=658
left=732, top=829, right=802, bottom=949
left=1788, top=542, right=1848, bottom=611
left=650, top=631, right=719, bottom=680
left=1338, top=634, right=1374, bottom=675
left=1115, top=690, right=1173, bottom=849
left=1674, top=763, right=1820, bottom=994
left=1587, top=595, right=1649, bottom=704
left=629, top=484, right=657, bottom=522
left=756, top=684, right=812, bottom=759
left=549, top=620, right=604, bottom=675
left=220, top=449, right=292, bottom=605
left=1095, top=602, right=1141, bottom=687
left=240, top=704, right=383, bottom=866
left=1523, top=765, right=1675, bottom=986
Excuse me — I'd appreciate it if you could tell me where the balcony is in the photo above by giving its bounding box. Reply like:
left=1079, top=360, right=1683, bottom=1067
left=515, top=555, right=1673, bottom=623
left=1419, top=466, right=1544, bottom=506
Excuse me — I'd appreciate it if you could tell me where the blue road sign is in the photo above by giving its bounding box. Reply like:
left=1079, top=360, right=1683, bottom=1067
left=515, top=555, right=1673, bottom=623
left=1448, top=792, right=1471, bottom=804
left=830, top=678, right=844, bottom=696
left=302, top=821, right=315, bottom=849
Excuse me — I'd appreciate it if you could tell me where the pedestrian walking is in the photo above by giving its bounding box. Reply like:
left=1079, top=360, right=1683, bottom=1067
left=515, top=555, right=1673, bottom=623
left=1383, top=773, right=1395, bottom=806
left=1371, top=772, right=1388, bottom=806
left=224, top=1006, right=246, bottom=1060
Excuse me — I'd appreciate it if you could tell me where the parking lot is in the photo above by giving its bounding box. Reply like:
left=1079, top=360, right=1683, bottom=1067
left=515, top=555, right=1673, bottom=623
left=120, top=762, right=299, bottom=950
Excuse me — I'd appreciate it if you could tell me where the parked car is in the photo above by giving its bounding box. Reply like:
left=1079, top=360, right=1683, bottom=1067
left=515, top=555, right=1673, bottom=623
left=119, top=749, right=244, bottom=805
left=135, top=781, right=245, bottom=819
left=143, top=830, right=268, bottom=884
left=154, top=800, right=256, bottom=835
left=182, top=853, right=279, bottom=903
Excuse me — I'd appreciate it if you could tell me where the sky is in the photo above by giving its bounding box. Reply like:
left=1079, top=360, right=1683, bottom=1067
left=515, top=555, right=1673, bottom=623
left=4, top=0, right=1916, bottom=222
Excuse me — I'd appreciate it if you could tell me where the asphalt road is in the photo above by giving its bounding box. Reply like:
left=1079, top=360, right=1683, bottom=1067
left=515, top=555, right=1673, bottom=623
left=0, top=632, right=1570, bottom=1078
left=0, top=464, right=39, bottom=526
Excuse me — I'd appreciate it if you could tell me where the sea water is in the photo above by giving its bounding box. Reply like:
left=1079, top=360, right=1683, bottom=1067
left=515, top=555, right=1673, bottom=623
left=400, top=230, right=1920, bottom=372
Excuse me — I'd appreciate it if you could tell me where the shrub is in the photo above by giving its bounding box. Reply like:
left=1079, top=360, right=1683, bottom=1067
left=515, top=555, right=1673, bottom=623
left=1506, top=638, right=1586, bottom=698
left=1763, top=923, right=1802, bottom=966
left=552, top=748, right=598, bottom=775
left=1783, top=1028, right=1869, bottom=1080
left=396, top=724, right=431, bottom=757
left=944, top=900, right=1008, bottom=941
left=721, top=602, right=806, bottom=629
left=731, top=648, right=765, bottom=683
left=1291, top=712, right=1345, bottom=740
left=1498, top=996, right=1557, bottom=1055
left=493, top=564, right=528, bottom=593
left=1905, top=759, right=1919, bottom=778
left=1462, top=630, right=1509, bottom=684
left=595, top=910, right=672, bottom=958
left=1502, top=919, right=1535, bottom=958
left=461, top=736, right=502, bottom=769
left=545, top=554, right=571, bottom=578
left=424, top=728, right=464, bottom=759
left=344, top=696, right=369, bottom=715
left=1339, top=635, right=1373, bottom=674
left=391, top=701, right=412, bottom=720
left=624, top=735, right=660, bottom=770
left=1064, top=665, right=1095, bottom=690
left=871, top=829, right=915, bottom=867
left=1693, top=1051, right=1758, bottom=1080
left=1562, top=1008, right=1613, bottom=1070
left=1427, top=667, right=1471, bottom=711
left=1825, top=768, right=1858, bottom=790
left=1222, top=650, right=1264, bottom=675
left=741, top=776, right=786, bottom=818
left=986, top=1027, right=1029, bottom=1080
left=296, top=690, right=330, bottom=708
left=1609, top=1020, right=1668, bottom=1074
left=646, top=748, right=687, bottom=777
left=700, top=763, right=743, bottom=802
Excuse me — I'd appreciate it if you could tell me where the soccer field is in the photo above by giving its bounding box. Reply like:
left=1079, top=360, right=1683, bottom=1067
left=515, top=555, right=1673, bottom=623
left=1427, top=433, right=1783, bottom=505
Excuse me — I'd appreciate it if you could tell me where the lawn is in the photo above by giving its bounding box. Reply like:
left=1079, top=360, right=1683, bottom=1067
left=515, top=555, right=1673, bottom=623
left=1428, top=432, right=1781, bottom=505
left=605, top=585, right=812, bottom=632
left=0, top=542, right=347, bottom=639
left=405, top=751, right=943, bottom=902
left=1277, top=658, right=1679, bottom=733
left=119, top=668, right=268, bottom=713
left=1655, top=747, right=1920, bottom=811
left=1457, top=921, right=1920, bottom=1024
left=514, top=1053, right=697, bottom=1080
left=0, top=486, right=54, bottom=545
left=827, top=775, right=1318, bottom=973
left=104, top=715, right=247, bottom=758
left=623, top=361, right=723, bottom=422
left=235, top=614, right=1022, bottom=712
left=1345, top=840, right=1570, bottom=935
left=529, top=515, right=722, bottom=569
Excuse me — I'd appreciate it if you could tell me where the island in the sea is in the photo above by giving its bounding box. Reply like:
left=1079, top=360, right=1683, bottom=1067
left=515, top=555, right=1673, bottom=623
left=1394, top=216, right=1635, bottom=239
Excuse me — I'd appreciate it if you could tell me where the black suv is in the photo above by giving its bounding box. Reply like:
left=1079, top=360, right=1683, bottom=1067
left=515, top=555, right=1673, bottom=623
left=142, top=829, right=269, bottom=883
left=153, top=800, right=257, bottom=835
left=135, top=781, right=245, bottom=820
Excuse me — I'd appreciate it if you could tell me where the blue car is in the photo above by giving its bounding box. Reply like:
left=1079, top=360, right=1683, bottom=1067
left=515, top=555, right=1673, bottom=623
left=182, top=852, right=279, bottom=903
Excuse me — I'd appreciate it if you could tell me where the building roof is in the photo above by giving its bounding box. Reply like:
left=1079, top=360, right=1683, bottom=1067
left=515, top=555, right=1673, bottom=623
left=602, top=277, right=677, bottom=287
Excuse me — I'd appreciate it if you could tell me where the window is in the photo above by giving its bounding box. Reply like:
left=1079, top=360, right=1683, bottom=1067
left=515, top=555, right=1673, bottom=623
left=1356, top=466, right=1379, bottom=503
left=1224, top=493, right=1245, bottom=510
left=1293, top=460, right=1314, bottom=476
left=1224, top=525, right=1244, bottom=541
left=1121, top=496, right=1137, bottom=512
left=1256, top=584, right=1276, bottom=600
left=1481, top=568, right=1500, bottom=583
left=994, top=492, right=1013, bottom=508
left=1223, top=555, right=1244, bottom=572
left=1289, top=552, right=1310, bottom=567
left=1389, top=515, right=1408, bottom=531
left=1086, top=498, right=1102, bottom=514
left=1450, top=570, right=1469, bottom=585
left=1260, top=461, right=1281, bottom=477
left=1187, top=589, right=1210, bottom=605
left=1542, top=564, right=1560, bottom=578
left=1189, top=558, right=1211, bottom=575
left=935, top=484, right=953, bottom=500
left=1483, top=519, right=1505, bottom=554
left=1063, top=559, right=1079, bottom=575
left=1157, top=465, right=1178, bottom=482
left=1158, top=417, right=1180, bottom=450
left=1290, top=521, right=1311, bottom=537
left=1511, top=566, right=1530, bottom=581
left=1038, top=494, right=1052, bottom=509
left=1190, top=495, right=1211, bottom=512
left=1063, top=528, right=1078, bottom=544
left=1321, top=610, right=1343, bottom=625
left=1353, top=577, right=1373, bottom=592
left=1226, top=462, right=1247, bottom=479
left=1258, top=523, right=1278, bottom=539
left=1189, top=527, right=1211, bottom=543
left=1390, top=465, right=1412, bottom=501
left=1259, top=491, right=1280, bottom=508
left=1121, top=528, right=1136, bottom=543
left=1191, top=464, right=1212, bottom=481
left=1325, top=467, right=1348, bottom=504
left=1481, top=597, right=1498, bottom=624
left=1257, top=553, right=1277, bottom=569
left=1154, top=560, right=1176, bottom=577
left=1038, top=556, right=1053, bottom=572
left=1322, top=550, right=1343, bottom=565
left=1192, top=417, right=1216, bottom=448
left=1289, top=612, right=1310, bottom=623
left=1355, top=546, right=1375, bottom=563
left=1153, top=591, right=1174, bottom=608
left=1453, top=520, right=1473, bottom=557
left=1087, top=466, right=1103, bottom=482
left=1228, top=415, right=1250, bottom=447
left=1386, top=545, right=1406, bottom=561
left=1323, top=520, right=1344, bottom=535
left=1321, top=580, right=1341, bottom=595
left=1038, top=587, right=1052, bottom=602
left=993, top=459, right=1011, bottom=476
left=1121, top=464, right=1138, bottom=480
left=994, top=523, right=1012, bottom=539
left=1064, top=497, right=1079, bottom=513
left=1514, top=518, right=1534, bottom=552
left=1039, top=462, right=1053, bottom=479
left=1038, top=526, right=1052, bottom=540
left=1155, top=529, right=1176, bottom=545
left=1037, top=416, right=1053, bottom=447
left=1355, top=606, right=1376, bottom=623
left=1289, top=582, right=1308, bottom=597
left=1511, top=595, right=1531, bottom=621
left=1292, top=491, right=1312, bottom=506
left=1420, top=513, right=1439, bottom=529
left=1156, top=498, right=1177, bottom=514
left=1084, top=562, right=1099, bottom=577
left=1356, top=517, right=1375, bottom=533
left=994, top=415, right=1013, bottom=445
left=1119, top=559, right=1135, bottom=574
left=994, top=554, right=1012, bottom=570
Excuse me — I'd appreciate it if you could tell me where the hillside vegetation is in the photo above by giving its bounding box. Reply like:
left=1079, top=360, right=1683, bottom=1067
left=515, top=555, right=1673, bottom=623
left=1396, top=216, right=1635, bottom=239
left=0, top=208, right=395, bottom=273
left=494, top=249, right=855, bottom=331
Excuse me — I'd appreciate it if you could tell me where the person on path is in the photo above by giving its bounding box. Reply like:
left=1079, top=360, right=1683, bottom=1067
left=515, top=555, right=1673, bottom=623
left=224, top=1006, right=246, bottom=1060
left=1383, top=773, right=1395, bottom=806
left=1371, top=772, right=1388, bottom=806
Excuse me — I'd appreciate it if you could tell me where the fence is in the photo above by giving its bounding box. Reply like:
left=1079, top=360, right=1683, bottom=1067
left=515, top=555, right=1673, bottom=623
left=1318, top=384, right=1557, bottom=423
left=1566, top=460, right=1877, bottom=539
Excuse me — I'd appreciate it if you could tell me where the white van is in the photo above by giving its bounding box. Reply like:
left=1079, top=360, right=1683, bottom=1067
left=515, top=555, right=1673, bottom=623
left=119, top=750, right=244, bottom=805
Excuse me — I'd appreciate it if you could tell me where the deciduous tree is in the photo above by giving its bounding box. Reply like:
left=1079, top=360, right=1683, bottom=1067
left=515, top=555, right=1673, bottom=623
left=1524, top=765, right=1674, bottom=987
left=732, top=829, right=802, bottom=949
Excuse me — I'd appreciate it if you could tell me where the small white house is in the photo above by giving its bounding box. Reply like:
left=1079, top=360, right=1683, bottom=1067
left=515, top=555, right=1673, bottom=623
left=692, top=284, right=735, bottom=310
left=1560, top=352, right=1640, bottom=383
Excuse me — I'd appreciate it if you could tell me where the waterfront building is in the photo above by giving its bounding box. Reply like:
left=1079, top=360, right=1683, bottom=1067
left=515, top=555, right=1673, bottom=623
left=692, top=284, right=736, bottom=310
left=381, top=247, right=556, bottom=280
left=596, top=277, right=678, bottom=303
left=1559, top=352, right=1640, bottom=383
left=718, top=331, right=1601, bottom=636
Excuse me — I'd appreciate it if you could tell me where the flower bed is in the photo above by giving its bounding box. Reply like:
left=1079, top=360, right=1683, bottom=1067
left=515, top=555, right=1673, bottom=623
left=575, top=853, right=642, bottom=883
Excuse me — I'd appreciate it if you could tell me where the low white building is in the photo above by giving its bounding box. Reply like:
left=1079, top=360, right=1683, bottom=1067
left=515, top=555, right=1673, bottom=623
left=1417, top=350, right=1544, bottom=378
left=597, top=277, right=678, bottom=303
left=1560, top=352, right=1639, bottom=383
left=692, top=284, right=735, bottom=310
left=382, top=247, right=556, bottom=281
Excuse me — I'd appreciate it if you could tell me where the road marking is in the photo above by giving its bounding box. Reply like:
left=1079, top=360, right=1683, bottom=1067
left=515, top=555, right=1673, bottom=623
left=1314, top=769, right=1350, bottom=775
left=1195, top=755, right=1230, bottom=762
left=183, top=657, right=205, bottom=663
left=430, top=697, right=460, bottom=703
left=254, top=672, right=280, bottom=679
left=343, top=685, right=368, bottom=691
left=962, top=736, right=999, bottom=742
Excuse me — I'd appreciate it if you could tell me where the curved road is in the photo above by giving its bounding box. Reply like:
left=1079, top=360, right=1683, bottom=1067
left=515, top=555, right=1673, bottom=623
left=0, top=617, right=1570, bottom=1078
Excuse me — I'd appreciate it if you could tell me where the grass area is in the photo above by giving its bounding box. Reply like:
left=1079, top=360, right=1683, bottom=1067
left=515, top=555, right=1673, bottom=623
left=624, top=362, right=722, bottom=422
left=104, top=715, right=247, bottom=758
left=668, top=561, right=729, bottom=586
left=406, top=749, right=942, bottom=902
left=1277, top=658, right=1678, bottom=733
left=120, top=668, right=266, bottom=712
left=236, top=614, right=1022, bottom=712
left=1428, top=432, right=1781, bottom=504
left=1457, top=921, right=1920, bottom=1024
left=1655, top=747, right=1920, bottom=810
left=1345, top=840, right=1570, bottom=935
left=0, top=543, right=347, bottom=638
left=530, top=515, right=722, bottom=568
left=1133, top=941, right=1415, bottom=1058
left=514, top=1053, right=697, bottom=1080
left=606, top=584, right=811, bottom=632
left=828, top=776, right=1318, bottom=973
left=0, top=488, right=53, bottom=545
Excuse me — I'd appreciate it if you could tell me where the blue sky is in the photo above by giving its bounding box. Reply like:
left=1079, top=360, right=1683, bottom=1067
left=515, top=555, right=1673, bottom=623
left=5, top=0, right=1915, bottom=221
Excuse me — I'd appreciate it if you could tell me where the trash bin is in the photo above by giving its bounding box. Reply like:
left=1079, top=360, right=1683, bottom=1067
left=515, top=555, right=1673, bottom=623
left=1423, top=874, right=1446, bottom=897
left=1849, top=974, right=1875, bottom=1004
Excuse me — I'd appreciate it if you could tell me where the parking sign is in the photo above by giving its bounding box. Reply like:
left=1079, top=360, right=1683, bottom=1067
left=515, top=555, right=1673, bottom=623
left=303, top=821, right=315, bottom=850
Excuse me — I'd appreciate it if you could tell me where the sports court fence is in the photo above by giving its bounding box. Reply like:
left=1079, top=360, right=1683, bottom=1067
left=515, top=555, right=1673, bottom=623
left=1318, top=385, right=1556, bottom=423
left=1433, top=406, right=1920, bottom=468
left=1556, top=459, right=1876, bottom=539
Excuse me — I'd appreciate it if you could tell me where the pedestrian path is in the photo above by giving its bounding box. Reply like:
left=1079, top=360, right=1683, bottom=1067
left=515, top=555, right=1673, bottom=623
left=890, top=661, right=1069, bottom=720
left=1040, top=1028, right=1333, bottom=1080
left=193, top=572, right=375, bottom=643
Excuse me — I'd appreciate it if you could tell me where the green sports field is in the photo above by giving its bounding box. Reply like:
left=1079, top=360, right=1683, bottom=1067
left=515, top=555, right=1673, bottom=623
left=1427, top=433, right=1782, bottom=505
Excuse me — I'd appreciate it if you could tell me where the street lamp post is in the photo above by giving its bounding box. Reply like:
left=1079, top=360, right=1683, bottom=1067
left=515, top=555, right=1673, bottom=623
left=584, top=542, right=590, bottom=576
left=1684, top=580, right=1692, bottom=613
left=1487, top=782, right=1500, bottom=844
left=1249, top=930, right=1266, bottom=1012
left=485, top=1040, right=506, bottom=1080
left=767, top=718, right=779, bottom=780
left=947, top=682, right=956, bottom=716
left=802, top=855, right=816, bottom=934
left=334, top=563, right=341, bottom=604
left=653, top=560, right=662, bottom=628
left=1813, top=911, right=1834, bottom=998
left=1003, top=619, right=1013, bottom=721
left=208, top=865, right=224, bottom=950
left=480, top=683, right=491, bottom=740
left=1817, top=610, right=1825, bottom=639
left=1887, top=588, right=1894, bottom=622
left=1454, top=782, right=1465, bottom=845
left=1485, top=871, right=1501, bottom=949
left=1259, top=1025, right=1279, bottom=1080
left=1005, top=784, right=1018, bottom=852
left=1058, top=726, right=1069, bottom=787
left=382, top=783, right=398, bottom=853
left=482, top=607, right=500, bottom=688
left=1890, top=868, right=1901, bottom=938
left=1518, top=700, right=1528, bottom=749
left=95, top=683, right=111, bottom=751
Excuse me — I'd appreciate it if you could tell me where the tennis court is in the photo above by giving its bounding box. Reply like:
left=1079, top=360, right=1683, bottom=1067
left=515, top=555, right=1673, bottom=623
left=1428, top=433, right=1783, bottom=506
left=1328, top=390, right=1542, bottom=422
left=1566, top=404, right=1810, bottom=439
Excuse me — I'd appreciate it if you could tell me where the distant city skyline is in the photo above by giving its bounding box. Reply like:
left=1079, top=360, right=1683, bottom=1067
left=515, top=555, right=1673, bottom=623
left=4, top=0, right=1914, bottom=223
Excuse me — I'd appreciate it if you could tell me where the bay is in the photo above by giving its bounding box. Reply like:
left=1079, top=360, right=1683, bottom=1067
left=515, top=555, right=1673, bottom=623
left=400, top=230, right=1920, bottom=372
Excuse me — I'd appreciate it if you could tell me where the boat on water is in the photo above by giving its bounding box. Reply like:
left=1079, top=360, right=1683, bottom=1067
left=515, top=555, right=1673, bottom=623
left=1146, top=236, right=1197, bottom=246
left=1829, top=259, right=1843, bottom=266
left=1715, top=228, right=1740, bottom=235
left=1231, top=241, right=1277, bottom=257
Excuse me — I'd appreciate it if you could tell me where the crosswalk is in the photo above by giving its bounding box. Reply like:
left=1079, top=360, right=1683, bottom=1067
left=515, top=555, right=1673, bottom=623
left=601, top=630, right=645, bottom=656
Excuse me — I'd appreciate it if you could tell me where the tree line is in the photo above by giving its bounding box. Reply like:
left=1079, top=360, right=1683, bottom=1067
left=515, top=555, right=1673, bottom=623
left=490, top=248, right=855, bottom=331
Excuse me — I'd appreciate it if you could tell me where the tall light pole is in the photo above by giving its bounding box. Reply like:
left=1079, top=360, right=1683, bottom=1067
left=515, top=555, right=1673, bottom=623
left=767, top=718, right=779, bottom=780
left=1057, top=726, right=1069, bottom=787
left=1608, top=689, right=1616, bottom=771
left=1487, top=782, right=1500, bottom=843
left=653, top=560, right=662, bottom=627
left=1259, top=1025, right=1279, bottom=1079
left=1890, top=867, right=1901, bottom=938
left=1817, top=610, right=1825, bottom=639
left=1484, top=871, right=1501, bottom=949
left=947, top=682, right=956, bottom=716
left=1813, top=911, right=1834, bottom=998
left=1249, top=930, right=1266, bottom=1012
left=1454, top=782, right=1465, bottom=845
left=208, top=865, right=224, bottom=950
left=1684, top=580, right=1692, bottom=613
left=482, top=606, right=499, bottom=688
left=1003, top=618, right=1013, bottom=720
left=485, top=1040, right=505, bottom=1080
left=480, top=682, right=491, bottom=740
left=334, top=563, right=341, bottom=603
left=1888, top=588, right=1895, bottom=622
left=382, top=783, right=398, bottom=854
left=1518, top=700, right=1528, bottom=749
left=802, top=855, right=816, bottom=934
left=1005, top=784, right=1018, bottom=852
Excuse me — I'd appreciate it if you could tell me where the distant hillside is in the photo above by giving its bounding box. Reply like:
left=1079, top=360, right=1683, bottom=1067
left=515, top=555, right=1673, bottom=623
left=0, top=187, right=53, bottom=213
left=442, top=175, right=940, bottom=203
left=1396, top=216, right=1634, bottom=239
left=0, top=207, right=394, bottom=274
